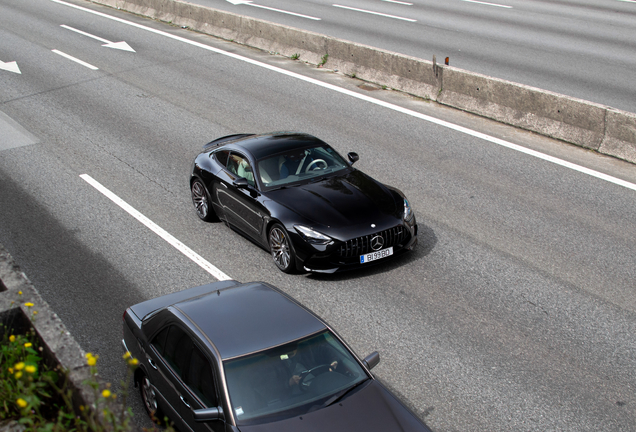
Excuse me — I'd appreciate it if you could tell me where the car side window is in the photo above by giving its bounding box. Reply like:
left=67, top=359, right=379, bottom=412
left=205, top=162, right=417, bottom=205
left=215, top=150, right=230, bottom=167
left=228, top=152, right=255, bottom=187
left=152, top=325, right=192, bottom=376
left=151, top=326, right=169, bottom=355
left=185, top=345, right=217, bottom=407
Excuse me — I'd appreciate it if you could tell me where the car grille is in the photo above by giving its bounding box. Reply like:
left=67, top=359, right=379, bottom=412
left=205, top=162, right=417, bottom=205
left=338, top=225, right=409, bottom=258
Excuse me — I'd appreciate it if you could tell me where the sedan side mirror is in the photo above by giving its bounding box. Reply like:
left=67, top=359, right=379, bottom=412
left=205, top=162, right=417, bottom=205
left=193, top=407, right=223, bottom=422
left=362, top=351, right=380, bottom=370
left=347, top=152, right=360, bottom=165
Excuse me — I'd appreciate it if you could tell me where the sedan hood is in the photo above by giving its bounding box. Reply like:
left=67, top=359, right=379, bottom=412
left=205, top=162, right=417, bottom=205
left=267, top=170, right=400, bottom=229
left=237, top=380, right=431, bottom=432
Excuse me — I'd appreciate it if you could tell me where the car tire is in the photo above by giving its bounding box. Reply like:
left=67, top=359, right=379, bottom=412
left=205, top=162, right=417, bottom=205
left=269, top=223, right=296, bottom=273
left=191, top=179, right=216, bottom=222
left=140, top=373, right=164, bottom=424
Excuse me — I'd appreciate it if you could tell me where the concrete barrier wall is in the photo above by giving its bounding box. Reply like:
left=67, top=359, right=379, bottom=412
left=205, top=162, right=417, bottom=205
left=600, top=109, right=636, bottom=163
left=437, top=67, right=607, bottom=151
left=92, top=0, right=636, bottom=164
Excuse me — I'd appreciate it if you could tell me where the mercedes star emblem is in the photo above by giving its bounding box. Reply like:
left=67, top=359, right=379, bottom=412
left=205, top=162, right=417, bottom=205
left=371, top=235, right=384, bottom=251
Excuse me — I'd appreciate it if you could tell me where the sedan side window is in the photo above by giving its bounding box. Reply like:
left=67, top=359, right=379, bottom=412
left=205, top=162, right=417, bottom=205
left=185, top=345, right=218, bottom=407
left=152, top=325, right=192, bottom=377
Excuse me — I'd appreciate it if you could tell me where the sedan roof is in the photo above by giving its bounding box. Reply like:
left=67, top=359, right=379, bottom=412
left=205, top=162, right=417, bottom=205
left=230, top=132, right=328, bottom=161
left=174, top=282, right=327, bottom=360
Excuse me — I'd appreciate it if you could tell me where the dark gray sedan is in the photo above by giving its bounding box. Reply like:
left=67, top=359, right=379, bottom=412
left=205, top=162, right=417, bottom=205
left=122, top=280, right=433, bottom=432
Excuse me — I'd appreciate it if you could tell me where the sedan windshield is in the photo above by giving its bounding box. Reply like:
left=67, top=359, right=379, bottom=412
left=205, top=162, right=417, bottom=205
left=257, top=145, right=349, bottom=190
left=224, top=330, right=368, bottom=425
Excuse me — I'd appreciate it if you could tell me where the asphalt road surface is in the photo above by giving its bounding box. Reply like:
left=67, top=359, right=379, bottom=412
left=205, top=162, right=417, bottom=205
left=195, top=0, right=636, bottom=114
left=1, top=0, right=636, bottom=431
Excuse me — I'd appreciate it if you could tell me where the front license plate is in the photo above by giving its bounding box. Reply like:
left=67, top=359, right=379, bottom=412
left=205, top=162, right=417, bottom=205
left=360, top=247, right=393, bottom=263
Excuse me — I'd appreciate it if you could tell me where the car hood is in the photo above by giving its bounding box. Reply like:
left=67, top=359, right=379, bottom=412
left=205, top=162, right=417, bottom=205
left=266, top=170, right=400, bottom=230
left=237, top=380, right=431, bottom=432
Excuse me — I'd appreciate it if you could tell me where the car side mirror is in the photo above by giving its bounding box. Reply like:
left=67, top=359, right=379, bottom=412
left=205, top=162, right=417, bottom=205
left=233, top=177, right=249, bottom=188
left=347, top=152, right=360, bottom=165
left=193, top=407, right=223, bottom=422
left=362, top=351, right=380, bottom=370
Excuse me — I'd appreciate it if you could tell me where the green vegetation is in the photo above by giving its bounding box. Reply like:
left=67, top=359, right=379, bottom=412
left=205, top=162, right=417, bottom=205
left=0, top=302, right=147, bottom=431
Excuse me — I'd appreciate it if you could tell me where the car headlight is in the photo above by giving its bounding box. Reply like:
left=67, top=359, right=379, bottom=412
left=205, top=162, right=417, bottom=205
left=294, top=225, right=333, bottom=245
left=403, top=198, right=414, bottom=221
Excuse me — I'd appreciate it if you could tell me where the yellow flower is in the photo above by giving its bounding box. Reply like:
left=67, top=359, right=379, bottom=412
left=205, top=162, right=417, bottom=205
left=25, top=365, right=37, bottom=374
left=24, top=342, right=32, bottom=348
left=16, top=398, right=27, bottom=408
left=86, top=353, right=98, bottom=366
left=102, top=389, right=111, bottom=398
left=24, top=302, right=34, bottom=308
left=18, top=291, right=22, bottom=295
left=14, top=362, right=25, bottom=371
left=15, top=371, right=23, bottom=379
left=122, top=351, right=131, bottom=359
left=33, top=311, right=38, bottom=315
left=128, top=358, right=139, bottom=366
left=9, top=335, right=15, bottom=342
left=8, top=368, right=14, bottom=374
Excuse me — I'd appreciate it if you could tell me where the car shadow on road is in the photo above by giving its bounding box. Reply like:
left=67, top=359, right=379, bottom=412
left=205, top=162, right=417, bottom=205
left=306, top=223, right=437, bottom=282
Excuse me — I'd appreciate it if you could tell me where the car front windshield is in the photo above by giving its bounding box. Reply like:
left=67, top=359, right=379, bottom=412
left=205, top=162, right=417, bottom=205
left=256, top=145, right=349, bottom=190
left=223, top=330, right=368, bottom=425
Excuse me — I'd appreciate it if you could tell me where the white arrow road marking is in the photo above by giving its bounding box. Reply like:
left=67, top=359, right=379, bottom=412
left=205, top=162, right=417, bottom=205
left=0, top=60, right=21, bottom=74
left=61, top=24, right=136, bottom=52
left=80, top=174, right=232, bottom=281
left=52, top=49, right=99, bottom=70
left=227, top=0, right=321, bottom=20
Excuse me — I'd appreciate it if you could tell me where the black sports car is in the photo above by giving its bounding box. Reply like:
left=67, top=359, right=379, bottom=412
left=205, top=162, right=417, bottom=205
left=122, top=280, right=433, bottom=432
left=190, top=132, right=417, bottom=273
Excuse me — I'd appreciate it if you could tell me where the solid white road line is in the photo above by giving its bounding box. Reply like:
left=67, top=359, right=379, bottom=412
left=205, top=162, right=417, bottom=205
left=248, top=3, right=321, bottom=20
left=382, top=0, right=413, bottom=5
left=332, top=4, right=417, bottom=21
left=79, top=174, right=232, bottom=281
left=52, top=0, right=636, bottom=193
left=51, top=49, right=99, bottom=70
left=460, top=0, right=512, bottom=8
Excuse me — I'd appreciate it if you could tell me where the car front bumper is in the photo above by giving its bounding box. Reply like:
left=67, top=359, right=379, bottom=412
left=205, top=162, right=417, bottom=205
left=293, top=218, right=418, bottom=273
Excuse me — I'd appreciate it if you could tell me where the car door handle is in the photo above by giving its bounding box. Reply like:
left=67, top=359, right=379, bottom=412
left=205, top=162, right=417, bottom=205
left=180, top=396, right=191, bottom=409
left=147, top=358, right=157, bottom=370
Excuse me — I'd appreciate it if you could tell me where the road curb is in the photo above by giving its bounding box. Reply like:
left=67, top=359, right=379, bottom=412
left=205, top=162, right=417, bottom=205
left=90, top=0, right=636, bottom=164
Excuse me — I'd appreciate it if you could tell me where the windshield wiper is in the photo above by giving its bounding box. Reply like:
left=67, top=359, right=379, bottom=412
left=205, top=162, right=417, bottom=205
left=322, top=378, right=369, bottom=408
left=309, top=175, right=328, bottom=183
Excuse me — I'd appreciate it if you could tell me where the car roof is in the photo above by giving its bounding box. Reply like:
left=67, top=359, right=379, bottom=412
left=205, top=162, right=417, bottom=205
left=174, top=282, right=327, bottom=360
left=227, top=132, right=328, bottom=161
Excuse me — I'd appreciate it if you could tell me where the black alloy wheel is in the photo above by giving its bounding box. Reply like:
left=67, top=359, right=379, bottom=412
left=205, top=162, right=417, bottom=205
left=191, top=179, right=215, bottom=222
left=140, top=374, right=164, bottom=423
left=269, top=224, right=296, bottom=273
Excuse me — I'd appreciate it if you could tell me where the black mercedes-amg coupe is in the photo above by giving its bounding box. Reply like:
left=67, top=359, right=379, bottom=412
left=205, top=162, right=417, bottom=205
left=190, top=132, right=417, bottom=273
